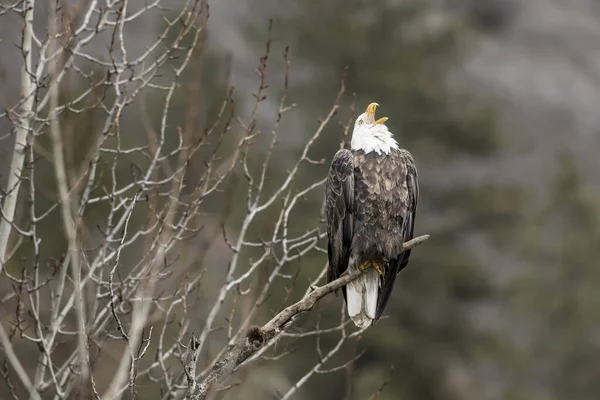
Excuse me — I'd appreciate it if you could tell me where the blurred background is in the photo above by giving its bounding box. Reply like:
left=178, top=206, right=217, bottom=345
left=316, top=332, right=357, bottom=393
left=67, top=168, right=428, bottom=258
left=1, top=0, right=600, bottom=399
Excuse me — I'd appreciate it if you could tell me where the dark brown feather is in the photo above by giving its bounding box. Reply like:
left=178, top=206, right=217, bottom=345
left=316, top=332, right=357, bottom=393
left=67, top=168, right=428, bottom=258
left=326, top=149, right=354, bottom=302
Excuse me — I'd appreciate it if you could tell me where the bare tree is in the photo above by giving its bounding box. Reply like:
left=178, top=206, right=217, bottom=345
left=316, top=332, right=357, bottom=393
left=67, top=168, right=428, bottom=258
left=0, top=2, right=427, bottom=399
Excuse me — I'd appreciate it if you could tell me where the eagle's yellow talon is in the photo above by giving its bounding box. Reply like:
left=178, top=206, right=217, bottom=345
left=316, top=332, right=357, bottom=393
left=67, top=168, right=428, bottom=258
left=358, top=260, right=371, bottom=271
left=358, top=258, right=386, bottom=276
left=372, top=262, right=384, bottom=276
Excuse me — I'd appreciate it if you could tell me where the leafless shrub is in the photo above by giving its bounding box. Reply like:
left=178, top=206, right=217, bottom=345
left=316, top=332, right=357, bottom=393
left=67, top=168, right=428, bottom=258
left=0, top=2, right=427, bottom=399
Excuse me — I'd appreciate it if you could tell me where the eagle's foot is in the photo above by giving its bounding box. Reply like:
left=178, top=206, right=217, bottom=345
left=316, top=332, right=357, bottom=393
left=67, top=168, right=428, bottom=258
left=358, top=260, right=371, bottom=271
left=372, top=262, right=384, bottom=276
left=372, top=257, right=387, bottom=275
left=358, top=257, right=387, bottom=276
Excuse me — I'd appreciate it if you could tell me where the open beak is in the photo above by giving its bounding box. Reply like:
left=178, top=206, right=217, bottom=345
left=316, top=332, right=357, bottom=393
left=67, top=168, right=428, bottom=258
left=365, top=102, right=388, bottom=125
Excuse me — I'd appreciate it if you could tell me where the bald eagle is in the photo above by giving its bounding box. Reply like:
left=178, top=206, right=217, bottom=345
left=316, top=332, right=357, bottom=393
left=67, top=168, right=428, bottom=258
left=326, top=102, right=419, bottom=328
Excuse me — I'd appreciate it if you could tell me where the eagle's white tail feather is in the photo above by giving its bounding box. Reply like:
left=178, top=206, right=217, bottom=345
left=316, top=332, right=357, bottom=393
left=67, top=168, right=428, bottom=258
left=346, top=269, right=379, bottom=328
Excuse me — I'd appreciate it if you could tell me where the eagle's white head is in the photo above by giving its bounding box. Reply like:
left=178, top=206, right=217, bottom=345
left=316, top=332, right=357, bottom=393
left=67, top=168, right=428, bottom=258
left=351, top=102, right=399, bottom=155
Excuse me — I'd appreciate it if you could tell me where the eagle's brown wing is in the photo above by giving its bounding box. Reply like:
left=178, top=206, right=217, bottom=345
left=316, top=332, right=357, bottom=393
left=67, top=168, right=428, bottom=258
left=325, top=149, right=354, bottom=300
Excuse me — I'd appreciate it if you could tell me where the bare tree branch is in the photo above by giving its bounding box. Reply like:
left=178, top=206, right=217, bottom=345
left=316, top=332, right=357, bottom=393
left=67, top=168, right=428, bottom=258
left=0, top=324, right=41, bottom=400
left=190, top=234, right=430, bottom=400
left=0, top=0, right=35, bottom=268
left=47, top=2, right=90, bottom=389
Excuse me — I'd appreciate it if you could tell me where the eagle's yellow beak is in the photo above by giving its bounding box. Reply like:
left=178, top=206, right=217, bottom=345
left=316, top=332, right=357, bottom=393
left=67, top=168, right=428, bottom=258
left=365, top=102, right=388, bottom=125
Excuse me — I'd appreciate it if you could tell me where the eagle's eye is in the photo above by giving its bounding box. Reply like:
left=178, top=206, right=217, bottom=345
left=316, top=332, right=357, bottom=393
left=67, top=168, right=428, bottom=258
left=358, top=120, right=364, bottom=126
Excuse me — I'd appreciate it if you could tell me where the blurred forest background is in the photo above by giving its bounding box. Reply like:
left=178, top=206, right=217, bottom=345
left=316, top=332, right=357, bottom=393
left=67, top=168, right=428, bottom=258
left=1, top=0, right=600, bottom=399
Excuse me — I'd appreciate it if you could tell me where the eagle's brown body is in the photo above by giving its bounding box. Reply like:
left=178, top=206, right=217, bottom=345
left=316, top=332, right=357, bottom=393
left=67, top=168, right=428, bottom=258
left=326, top=147, right=418, bottom=325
